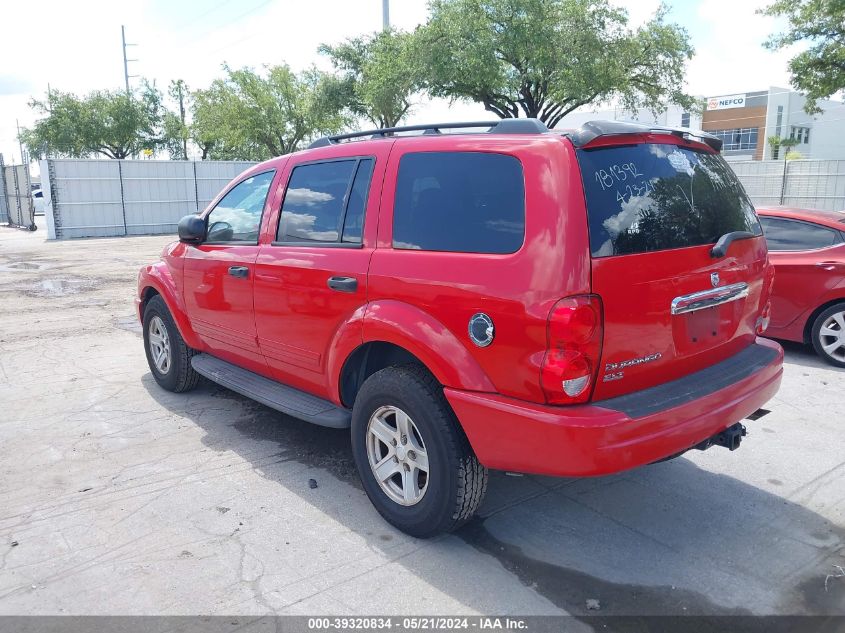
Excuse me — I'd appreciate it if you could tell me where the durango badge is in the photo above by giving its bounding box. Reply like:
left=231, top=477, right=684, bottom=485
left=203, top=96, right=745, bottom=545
left=711, top=272, right=720, bottom=287
left=468, top=313, right=495, bottom=348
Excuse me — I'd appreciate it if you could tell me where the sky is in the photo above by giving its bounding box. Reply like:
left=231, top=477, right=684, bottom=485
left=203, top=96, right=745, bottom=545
left=0, top=0, right=797, bottom=164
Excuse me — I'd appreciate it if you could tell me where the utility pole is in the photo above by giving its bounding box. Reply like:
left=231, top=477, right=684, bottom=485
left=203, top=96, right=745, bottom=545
left=16, top=119, right=25, bottom=165
left=121, top=25, right=138, bottom=94
left=382, top=0, right=389, bottom=30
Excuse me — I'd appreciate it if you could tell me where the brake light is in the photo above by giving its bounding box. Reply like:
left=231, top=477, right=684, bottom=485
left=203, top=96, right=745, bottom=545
left=541, top=295, right=603, bottom=404
left=756, top=301, right=771, bottom=334
left=756, top=264, right=775, bottom=334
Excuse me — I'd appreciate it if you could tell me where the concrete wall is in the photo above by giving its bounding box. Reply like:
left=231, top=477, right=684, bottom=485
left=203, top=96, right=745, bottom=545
left=41, top=159, right=257, bottom=239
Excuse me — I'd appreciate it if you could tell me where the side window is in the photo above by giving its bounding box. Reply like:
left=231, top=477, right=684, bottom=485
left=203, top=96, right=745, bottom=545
left=342, top=159, right=374, bottom=243
left=760, top=216, right=841, bottom=251
left=277, top=158, right=373, bottom=244
left=206, top=171, right=275, bottom=243
left=393, top=152, right=525, bottom=254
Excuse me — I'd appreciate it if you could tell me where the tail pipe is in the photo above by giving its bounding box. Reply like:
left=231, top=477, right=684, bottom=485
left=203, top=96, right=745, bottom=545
left=695, top=422, right=747, bottom=452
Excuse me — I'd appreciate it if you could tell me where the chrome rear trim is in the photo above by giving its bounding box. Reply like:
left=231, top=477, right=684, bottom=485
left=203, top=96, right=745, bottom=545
left=671, top=282, right=749, bottom=315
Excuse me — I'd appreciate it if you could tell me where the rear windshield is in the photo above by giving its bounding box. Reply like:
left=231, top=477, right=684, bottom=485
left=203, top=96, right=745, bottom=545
left=577, top=143, right=762, bottom=257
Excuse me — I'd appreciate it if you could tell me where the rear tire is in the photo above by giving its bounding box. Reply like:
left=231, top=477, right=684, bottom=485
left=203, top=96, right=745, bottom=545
left=351, top=365, right=488, bottom=538
left=810, top=303, right=845, bottom=368
left=143, top=295, right=201, bottom=392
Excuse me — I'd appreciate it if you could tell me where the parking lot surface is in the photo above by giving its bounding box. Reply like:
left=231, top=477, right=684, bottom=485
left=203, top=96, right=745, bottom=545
left=1, top=219, right=843, bottom=617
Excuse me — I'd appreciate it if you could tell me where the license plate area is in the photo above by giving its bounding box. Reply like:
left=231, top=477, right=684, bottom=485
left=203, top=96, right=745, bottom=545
left=673, top=303, right=740, bottom=354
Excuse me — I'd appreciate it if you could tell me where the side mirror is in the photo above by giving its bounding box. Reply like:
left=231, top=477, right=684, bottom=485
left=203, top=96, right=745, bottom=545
left=178, top=214, right=206, bottom=243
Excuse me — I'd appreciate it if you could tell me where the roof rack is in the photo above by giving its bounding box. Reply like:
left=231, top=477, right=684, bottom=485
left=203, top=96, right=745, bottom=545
left=308, top=118, right=549, bottom=149
left=565, top=120, right=723, bottom=152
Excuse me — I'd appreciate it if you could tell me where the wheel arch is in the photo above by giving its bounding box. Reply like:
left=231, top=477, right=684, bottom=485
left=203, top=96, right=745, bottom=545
left=333, top=300, right=496, bottom=408
left=803, top=296, right=845, bottom=344
left=138, top=266, right=203, bottom=350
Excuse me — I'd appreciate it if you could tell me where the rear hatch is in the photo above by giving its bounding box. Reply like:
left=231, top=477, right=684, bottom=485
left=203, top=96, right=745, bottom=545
left=575, top=136, right=769, bottom=400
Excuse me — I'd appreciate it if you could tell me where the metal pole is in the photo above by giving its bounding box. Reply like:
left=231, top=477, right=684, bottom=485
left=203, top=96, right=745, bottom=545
left=0, top=153, right=8, bottom=225
left=16, top=119, right=24, bottom=166
left=122, top=25, right=130, bottom=94
left=192, top=161, right=200, bottom=212
left=117, top=160, right=128, bottom=235
left=780, top=157, right=788, bottom=205
left=121, top=26, right=138, bottom=94
left=382, top=0, right=389, bottom=30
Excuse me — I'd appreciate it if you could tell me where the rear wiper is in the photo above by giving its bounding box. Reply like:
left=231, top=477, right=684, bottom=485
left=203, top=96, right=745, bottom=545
left=710, top=231, right=756, bottom=258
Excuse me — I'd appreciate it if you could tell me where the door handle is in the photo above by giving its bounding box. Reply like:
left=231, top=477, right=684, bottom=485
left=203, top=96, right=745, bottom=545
left=816, top=261, right=842, bottom=271
left=327, top=276, right=358, bottom=293
left=228, top=266, right=250, bottom=278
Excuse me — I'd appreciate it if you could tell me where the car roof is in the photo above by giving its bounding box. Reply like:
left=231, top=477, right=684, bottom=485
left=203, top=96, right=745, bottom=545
left=757, top=206, right=845, bottom=231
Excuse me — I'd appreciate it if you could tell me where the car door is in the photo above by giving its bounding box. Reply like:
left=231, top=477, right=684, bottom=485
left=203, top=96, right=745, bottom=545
left=253, top=146, right=389, bottom=399
left=759, top=215, right=845, bottom=329
left=183, top=169, right=277, bottom=374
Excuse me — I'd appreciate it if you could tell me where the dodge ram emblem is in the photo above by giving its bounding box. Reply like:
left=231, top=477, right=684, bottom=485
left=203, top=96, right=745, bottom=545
left=468, top=313, right=495, bottom=348
left=711, top=272, right=720, bottom=287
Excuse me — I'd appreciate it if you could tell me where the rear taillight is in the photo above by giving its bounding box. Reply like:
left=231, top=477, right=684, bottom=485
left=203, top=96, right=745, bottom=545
left=756, top=301, right=771, bottom=334
left=541, top=295, right=603, bottom=404
left=756, top=264, right=775, bottom=334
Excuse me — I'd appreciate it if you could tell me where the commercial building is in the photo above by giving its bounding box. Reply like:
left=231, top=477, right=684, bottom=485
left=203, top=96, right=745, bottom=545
left=559, top=88, right=845, bottom=161
left=702, top=88, right=845, bottom=161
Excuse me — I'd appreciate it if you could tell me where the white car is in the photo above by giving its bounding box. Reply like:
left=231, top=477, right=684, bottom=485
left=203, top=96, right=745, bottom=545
left=31, top=188, right=46, bottom=215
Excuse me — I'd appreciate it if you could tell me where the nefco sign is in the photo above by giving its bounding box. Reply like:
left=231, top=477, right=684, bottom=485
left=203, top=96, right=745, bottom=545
left=706, top=94, right=746, bottom=111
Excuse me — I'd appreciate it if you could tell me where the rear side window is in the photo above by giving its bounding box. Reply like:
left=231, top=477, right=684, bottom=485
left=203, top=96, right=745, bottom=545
left=342, top=159, right=374, bottom=244
left=393, top=152, right=525, bottom=253
left=759, top=216, right=842, bottom=251
left=277, top=158, right=373, bottom=244
left=577, top=144, right=762, bottom=257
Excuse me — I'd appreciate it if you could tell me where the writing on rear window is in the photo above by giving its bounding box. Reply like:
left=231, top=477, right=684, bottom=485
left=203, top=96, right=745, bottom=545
left=578, top=144, right=762, bottom=257
left=594, top=162, right=644, bottom=190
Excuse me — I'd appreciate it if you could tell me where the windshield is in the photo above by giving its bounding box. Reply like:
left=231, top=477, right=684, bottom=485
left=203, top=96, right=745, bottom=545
left=577, top=143, right=762, bottom=257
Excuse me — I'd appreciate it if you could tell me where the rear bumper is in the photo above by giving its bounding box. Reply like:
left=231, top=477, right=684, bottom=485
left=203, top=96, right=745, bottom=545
left=446, top=337, right=783, bottom=477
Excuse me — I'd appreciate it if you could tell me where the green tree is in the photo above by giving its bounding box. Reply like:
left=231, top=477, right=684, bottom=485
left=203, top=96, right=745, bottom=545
left=162, top=79, right=191, bottom=160
left=191, top=64, right=348, bottom=161
left=21, top=82, right=162, bottom=159
left=761, top=0, right=845, bottom=113
left=319, top=28, right=422, bottom=128
left=768, top=135, right=800, bottom=160
left=416, top=0, right=696, bottom=127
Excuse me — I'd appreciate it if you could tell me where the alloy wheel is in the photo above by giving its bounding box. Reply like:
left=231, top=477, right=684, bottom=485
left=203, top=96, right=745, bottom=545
left=148, top=315, right=172, bottom=374
left=818, top=310, right=845, bottom=363
left=366, top=405, right=430, bottom=506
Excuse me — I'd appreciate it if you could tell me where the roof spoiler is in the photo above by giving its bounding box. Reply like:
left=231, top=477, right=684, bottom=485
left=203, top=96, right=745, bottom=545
left=565, top=120, right=723, bottom=152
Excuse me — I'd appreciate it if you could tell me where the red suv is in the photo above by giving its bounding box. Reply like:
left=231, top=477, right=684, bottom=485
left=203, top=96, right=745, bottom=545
left=137, top=119, right=783, bottom=537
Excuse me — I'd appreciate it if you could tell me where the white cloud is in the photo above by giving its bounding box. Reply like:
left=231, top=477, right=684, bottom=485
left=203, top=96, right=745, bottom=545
left=686, top=0, right=796, bottom=96
left=0, top=0, right=804, bottom=164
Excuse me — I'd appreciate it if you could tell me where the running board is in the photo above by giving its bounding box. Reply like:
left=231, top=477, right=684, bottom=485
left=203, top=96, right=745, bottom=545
left=191, top=354, right=351, bottom=429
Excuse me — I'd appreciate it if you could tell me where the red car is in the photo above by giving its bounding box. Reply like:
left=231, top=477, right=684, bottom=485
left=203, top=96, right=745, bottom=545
left=757, top=206, right=845, bottom=366
left=137, top=119, right=782, bottom=537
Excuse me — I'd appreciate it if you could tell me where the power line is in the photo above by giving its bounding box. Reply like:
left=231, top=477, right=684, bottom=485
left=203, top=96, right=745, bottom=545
left=173, top=0, right=238, bottom=32
left=175, top=0, right=277, bottom=55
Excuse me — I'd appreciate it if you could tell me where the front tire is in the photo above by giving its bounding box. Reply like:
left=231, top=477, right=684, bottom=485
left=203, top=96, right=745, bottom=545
left=811, top=303, right=845, bottom=368
left=143, top=295, right=201, bottom=392
left=351, top=365, right=488, bottom=538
